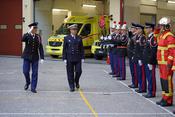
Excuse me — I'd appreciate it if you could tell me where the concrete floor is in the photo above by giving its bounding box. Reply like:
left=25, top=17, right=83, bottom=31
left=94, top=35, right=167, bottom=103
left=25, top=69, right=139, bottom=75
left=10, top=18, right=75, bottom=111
left=0, top=56, right=175, bottom=117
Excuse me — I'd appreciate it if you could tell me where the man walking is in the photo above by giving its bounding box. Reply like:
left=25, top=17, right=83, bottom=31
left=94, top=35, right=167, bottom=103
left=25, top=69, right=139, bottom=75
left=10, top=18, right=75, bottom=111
left=63, top=24, right=85, bottom=92
left=22, top=22, right=44, bottom=93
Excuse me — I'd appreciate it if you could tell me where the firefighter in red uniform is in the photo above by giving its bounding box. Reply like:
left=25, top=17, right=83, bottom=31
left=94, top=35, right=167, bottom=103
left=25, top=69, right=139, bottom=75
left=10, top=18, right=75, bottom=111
left=172, top=49, right=175, bottom=114
left=156, top=17, right=175, bottom=107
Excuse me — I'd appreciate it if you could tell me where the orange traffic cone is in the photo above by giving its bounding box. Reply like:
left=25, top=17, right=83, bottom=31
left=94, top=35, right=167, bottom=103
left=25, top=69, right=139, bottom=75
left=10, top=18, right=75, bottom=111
left=106, top=55, right=110, bottom=64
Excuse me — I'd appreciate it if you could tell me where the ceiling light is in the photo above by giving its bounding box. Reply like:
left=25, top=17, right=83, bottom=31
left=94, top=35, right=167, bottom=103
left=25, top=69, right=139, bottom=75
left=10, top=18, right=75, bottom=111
left=52, top=9, right=69, bottom=12
left=152, top=0, right=156, bottom=1
left=168, top=0, right=175, bottom=4
left=82, top=4, right=96, bottom=8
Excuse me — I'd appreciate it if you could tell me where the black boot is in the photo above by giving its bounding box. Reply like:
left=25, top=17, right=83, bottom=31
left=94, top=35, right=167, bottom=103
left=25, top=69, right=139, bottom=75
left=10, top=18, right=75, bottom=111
left=24, top=83, right=30, bottom=90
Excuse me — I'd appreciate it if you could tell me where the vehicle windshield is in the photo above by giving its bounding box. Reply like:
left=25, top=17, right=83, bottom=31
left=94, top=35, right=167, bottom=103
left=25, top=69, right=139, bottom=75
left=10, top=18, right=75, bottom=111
left=55, top=23, right=83, bottom=35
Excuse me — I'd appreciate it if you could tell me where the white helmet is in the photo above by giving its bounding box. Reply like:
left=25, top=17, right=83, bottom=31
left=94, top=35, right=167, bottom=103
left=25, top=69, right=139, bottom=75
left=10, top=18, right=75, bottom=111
left=159, top=17, right=171, bottom=25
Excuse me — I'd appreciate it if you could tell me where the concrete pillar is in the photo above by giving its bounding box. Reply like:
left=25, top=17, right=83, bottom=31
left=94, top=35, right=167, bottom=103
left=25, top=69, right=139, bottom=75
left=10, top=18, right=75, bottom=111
left=22, top=0, right=34, bottom=51
left=22, top=0, right=33, bottom=34
left=109, top=0, right=121, bottom=27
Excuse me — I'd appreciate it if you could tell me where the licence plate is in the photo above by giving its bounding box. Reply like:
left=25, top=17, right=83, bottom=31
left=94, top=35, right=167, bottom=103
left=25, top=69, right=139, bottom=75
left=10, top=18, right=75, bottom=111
left=99, top=51, right=103, bottom=54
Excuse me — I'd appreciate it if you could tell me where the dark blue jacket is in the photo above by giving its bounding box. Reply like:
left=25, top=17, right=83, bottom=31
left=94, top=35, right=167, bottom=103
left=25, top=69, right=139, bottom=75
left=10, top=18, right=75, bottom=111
left=116, top=34, right=128, bottom=57
left=63, top=35, right=85, bottom=62
left=133, top=34, right=146, bottom=63
left=143, top=33, right=157, bottom=65
left=127, top=34, right=136, bottom=59
left=22, top=33, right=44, bottom=61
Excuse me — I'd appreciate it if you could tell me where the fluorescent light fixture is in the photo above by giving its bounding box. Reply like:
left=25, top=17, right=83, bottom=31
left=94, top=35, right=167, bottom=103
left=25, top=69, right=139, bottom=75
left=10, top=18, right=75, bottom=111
left=168, top=0, right=175, bottom=3
left=152, top=0, right=156, bottom=1
left=82, top=4, right=96, bottom=8
left=52, top=9, right=69, bottom=12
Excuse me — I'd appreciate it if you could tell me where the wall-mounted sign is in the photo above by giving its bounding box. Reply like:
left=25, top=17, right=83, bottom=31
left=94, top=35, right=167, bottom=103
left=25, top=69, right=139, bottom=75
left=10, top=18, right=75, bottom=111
left=0, top=25, right=7, bottom=29
left=15, top=25, right=22, bottom=29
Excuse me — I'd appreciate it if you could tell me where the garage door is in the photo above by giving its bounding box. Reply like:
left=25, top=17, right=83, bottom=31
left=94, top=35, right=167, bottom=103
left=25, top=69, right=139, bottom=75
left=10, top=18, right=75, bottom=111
left=0, top=0, right=22, bottom=56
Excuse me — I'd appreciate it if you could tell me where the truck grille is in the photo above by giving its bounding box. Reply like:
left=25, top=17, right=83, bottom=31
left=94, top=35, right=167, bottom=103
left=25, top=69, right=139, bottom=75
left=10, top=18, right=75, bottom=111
left=49, top=42, right=62, bottom=47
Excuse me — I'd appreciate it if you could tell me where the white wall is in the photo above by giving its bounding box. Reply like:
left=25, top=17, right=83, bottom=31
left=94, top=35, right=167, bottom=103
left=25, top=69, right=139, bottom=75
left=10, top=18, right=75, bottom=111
left=52, top=11, right=68, bottom=33
left=22, top=0, right=34, bottom=51
left=35, top=0, right=53, bottom=52
left=124, top=0, right=175, bottom=26
left=22, top=0, right=33, bottom=34
left=109, top=0, right=120, bottom=27
left=124, top=0, right=140, bottom=26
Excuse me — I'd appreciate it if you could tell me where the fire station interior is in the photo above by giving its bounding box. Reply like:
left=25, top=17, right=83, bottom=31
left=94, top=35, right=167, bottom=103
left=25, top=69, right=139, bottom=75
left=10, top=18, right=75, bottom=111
left=34, top=0, right=175, bottom=57
left=1, top=0, right=175, bottom=116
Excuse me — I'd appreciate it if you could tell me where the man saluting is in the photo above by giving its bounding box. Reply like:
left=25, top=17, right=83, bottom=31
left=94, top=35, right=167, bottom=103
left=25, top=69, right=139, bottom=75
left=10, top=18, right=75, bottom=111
left=63, top=24, right=85, bottom=92
left=22, top=22, right=44, bottom=93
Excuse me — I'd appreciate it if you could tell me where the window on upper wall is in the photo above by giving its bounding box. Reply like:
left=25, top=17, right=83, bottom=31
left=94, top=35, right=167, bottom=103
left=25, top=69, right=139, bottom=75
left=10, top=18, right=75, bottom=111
left=80, top=24, right=91, bottom=36
left=140, top=14, right=156, bottom=25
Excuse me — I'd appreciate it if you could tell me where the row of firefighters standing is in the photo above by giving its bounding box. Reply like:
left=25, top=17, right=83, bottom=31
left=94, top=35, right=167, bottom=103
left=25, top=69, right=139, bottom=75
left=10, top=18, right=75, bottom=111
left=101, top=17, right=175, bottom=107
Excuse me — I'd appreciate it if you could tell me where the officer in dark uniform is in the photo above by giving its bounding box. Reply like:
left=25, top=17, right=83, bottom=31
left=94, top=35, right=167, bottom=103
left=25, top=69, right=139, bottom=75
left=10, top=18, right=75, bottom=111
left=112, top=23, right=121, bottom=78
left=143, top=22, right=157, bottom=98
left=128, top=23, right=138, bottom=88
left=22, top=22, right=44, bottom=93
left=62, top=24, right=85, bottom=92
left=116, top=22, right=128, bottom=80
left=134, top=24, right=147, bottom=93
left=107, top=21, right=117, bottom=76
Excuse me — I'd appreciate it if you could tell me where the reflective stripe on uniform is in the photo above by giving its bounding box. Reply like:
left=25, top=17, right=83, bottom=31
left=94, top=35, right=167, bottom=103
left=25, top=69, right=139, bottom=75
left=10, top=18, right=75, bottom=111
left=168, top=56, right=173, bottom=60
left=162, top=32, right=174, bottom=39
left=172, top=66, right=175, bottom=71
left=168, top=44, right=175, bottom=49
left=158, top=46, right=168, bottom=50
left=158, top=61, right=167, bottom=65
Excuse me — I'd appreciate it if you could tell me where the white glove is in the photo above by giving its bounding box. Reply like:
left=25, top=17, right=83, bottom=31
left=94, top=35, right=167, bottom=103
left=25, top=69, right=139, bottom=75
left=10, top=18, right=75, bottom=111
left=104, top=36, right=107, bottom=40
left=64, top=60, right=67, bottom=64
left=148, top=64, right=152, bottom=70
left=138, top=60, right=142, bottom=66
left=40, top=59, right=44, bottom=64
left=81, top=59, right=85, bottom=63
left=100, top=36, right=103, bottom=40
left=110, top=44, right=114, bottom=47
left=108, top=35, right=112, bottom=40
left=28, top=26, right=34, bottom=33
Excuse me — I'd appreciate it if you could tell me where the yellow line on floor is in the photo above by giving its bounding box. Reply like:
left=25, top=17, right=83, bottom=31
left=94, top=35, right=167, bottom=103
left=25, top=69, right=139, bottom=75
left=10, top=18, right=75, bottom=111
left=79, top=89, right=98, bottom=117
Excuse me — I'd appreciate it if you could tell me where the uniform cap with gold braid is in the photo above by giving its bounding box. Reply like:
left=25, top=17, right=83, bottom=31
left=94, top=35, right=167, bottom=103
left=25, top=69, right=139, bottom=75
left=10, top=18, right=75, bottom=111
left=68, top=24, right=78, bottom=29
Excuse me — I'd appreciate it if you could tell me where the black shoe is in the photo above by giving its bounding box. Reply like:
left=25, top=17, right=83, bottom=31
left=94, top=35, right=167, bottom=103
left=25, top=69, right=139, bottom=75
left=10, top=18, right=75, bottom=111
left=31, top=89, right=37, bottom=93
left=76, top=84, right=80, bottom=89
left=156, top=99, right=172, bottom=106
left=143, top=94, right=155, bottom=98
left=70, top=88, right=75, bottom=92
left=117, top=77, right=125, bottom=80
left=128, top=84, right=137, bottom=88
left=173, top=110, right=175, bottom=114
left=112, top=75, right=120, bottom=78
left=156, top=99, right=163, bottom=105
left=135, top=89, right=146, bottom=93
left=109, top=72, right=114, bottom=75
left=24, top=83, right=30, bottom=90
left=160, top=100, right=172, bottom=107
